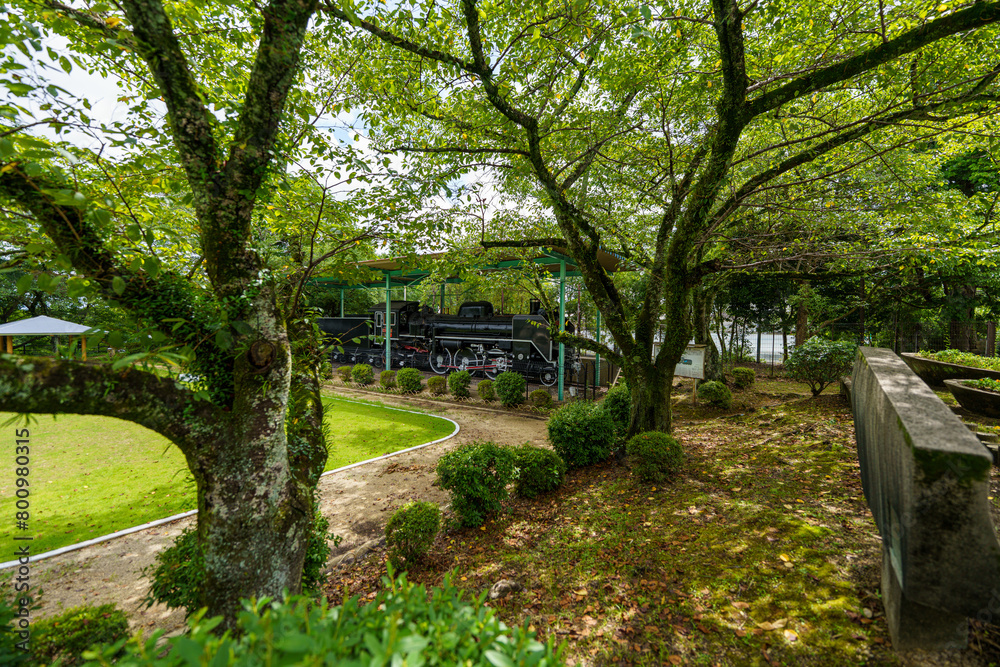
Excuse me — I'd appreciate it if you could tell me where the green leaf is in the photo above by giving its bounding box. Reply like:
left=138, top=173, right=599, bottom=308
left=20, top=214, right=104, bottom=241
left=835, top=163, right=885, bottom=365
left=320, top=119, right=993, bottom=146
left=126, top=224, right=142, bottom=242
left=215, top=329, right=233, bottom=350
left=15, top=274, right=33, bottom=294
left=484, top=650, right=516, bottom=667
left=639, top=4, right=651, bottom=21
left=112, top=276, right=126, bottom=295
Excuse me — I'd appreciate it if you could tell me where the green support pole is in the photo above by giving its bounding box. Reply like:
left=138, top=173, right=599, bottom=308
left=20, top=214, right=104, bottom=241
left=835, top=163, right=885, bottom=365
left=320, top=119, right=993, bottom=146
left=339, top=288, right=344, bottom=318
left=558, top=260, right=566, bottom=401
left=595, top=310, right=601, bottom=387
left=440, top=284, right=446, bottom=313
left=385, top=274, right=391, bottom=370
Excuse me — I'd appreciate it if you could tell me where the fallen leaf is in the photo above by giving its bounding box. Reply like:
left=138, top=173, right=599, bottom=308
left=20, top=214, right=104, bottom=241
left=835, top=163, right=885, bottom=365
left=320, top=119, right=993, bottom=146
left=667, top=657, right=682, bottom=665
left=784, top=628, right=799, bottom=642
left=732, top=601, right=750, bottom=610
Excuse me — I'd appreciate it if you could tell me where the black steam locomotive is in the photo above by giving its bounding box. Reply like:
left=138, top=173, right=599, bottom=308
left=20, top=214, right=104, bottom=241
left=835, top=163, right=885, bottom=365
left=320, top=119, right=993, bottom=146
left=317, top=300, right=577, bottom=386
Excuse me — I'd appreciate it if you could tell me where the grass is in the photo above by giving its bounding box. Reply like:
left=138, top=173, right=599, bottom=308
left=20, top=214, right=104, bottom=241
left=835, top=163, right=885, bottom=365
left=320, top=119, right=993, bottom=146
left=325, top=392, right=914, bottom=666
left=0, top=398, right=454, bottom=556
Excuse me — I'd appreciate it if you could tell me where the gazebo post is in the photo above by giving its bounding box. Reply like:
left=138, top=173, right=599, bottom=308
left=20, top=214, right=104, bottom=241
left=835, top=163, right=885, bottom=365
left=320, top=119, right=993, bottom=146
left=595, top=310, right=601, bottom=387
left=385, top=273, right=391, bottom=370
left=339, top=288, right=345, bottom=318
left=3, top=335, right=11, bottom=354
left=81, top=336, right=87, bottom=361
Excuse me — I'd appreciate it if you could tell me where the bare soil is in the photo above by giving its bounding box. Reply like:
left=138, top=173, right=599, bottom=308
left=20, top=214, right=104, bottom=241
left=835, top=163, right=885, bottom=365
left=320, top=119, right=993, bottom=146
left=21, top=386, right=548, bottom=639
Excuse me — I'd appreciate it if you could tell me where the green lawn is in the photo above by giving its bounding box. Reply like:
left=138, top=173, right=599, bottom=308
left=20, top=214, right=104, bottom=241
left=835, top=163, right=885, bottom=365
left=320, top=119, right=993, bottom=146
left=0, top=397, right=454, bottom=556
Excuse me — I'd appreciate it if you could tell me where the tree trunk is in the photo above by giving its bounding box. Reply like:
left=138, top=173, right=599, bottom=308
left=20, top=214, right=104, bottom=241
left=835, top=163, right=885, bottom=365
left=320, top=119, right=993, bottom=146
left=795, top=282, right=811, bottom=346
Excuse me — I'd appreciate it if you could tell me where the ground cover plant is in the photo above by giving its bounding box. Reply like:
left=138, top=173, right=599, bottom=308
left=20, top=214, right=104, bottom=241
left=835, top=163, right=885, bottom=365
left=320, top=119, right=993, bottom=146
left=0, top=399, right=453, bottom=553
left=325, top=392, right=986, bottom=665
left=967, top=378, right=1000, bottom=393
left=921, top=349, right=1000, bottom=372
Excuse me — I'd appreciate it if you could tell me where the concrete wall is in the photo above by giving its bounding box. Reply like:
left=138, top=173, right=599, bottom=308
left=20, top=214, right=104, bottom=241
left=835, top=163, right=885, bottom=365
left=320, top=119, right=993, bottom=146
left=851, top=347, right=1000, bottom=650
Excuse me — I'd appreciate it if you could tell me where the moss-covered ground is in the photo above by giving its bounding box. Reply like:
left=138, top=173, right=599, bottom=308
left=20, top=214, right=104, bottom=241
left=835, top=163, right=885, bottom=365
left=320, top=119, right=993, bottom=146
left=324, top=386, right=1000, bottom=665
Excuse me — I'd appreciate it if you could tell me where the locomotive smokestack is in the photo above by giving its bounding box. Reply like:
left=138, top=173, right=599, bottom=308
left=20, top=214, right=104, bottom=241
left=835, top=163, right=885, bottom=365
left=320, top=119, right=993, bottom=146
left=529, top=299, right=541, bottom=315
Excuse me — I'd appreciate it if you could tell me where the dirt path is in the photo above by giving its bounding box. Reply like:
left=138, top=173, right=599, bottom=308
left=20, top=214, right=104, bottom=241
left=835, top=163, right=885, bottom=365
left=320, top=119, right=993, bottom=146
left=26, top=388, right=548, bottom=638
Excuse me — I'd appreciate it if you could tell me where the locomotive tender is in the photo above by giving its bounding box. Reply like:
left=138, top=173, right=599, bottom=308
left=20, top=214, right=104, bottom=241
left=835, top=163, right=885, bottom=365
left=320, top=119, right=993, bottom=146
left=317, top=300, right=577, bottom=386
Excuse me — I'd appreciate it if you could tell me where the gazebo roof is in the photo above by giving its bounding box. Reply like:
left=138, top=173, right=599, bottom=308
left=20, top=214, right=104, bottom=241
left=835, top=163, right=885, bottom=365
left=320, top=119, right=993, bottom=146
left=0, top=315, right=93, bottom=336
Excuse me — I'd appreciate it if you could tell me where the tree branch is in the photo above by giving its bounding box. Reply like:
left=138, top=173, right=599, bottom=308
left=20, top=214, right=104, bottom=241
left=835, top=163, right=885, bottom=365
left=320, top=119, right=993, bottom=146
left=747, top=1, right=1000, bottom=118
left=550, top=330, right=621, bottom=364
left=0, top=357, right=221, bottom=457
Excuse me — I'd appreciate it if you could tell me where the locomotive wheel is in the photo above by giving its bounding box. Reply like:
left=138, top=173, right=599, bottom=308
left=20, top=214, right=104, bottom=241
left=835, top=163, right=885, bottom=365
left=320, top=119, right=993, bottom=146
left=368, top=353, right=385, bottom=370
left=539, top=367, right=558, bottom=386
left=429, top=348, right=451, bottom=375
left=453, top=348, right=479, bottom=374
left=484, top=352, right=508, bottom=380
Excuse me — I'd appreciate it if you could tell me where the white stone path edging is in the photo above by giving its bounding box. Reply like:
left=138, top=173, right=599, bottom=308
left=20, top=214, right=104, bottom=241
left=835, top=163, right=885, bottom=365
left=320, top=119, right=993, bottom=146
left=0, top=397, right=459, bottom=570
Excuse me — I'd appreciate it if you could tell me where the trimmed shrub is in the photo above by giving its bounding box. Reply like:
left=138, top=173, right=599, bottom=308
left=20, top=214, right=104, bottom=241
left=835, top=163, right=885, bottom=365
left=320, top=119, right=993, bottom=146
left=698, top=380, right=732, bottom=409
left=396, top=367, right=424, bottom=393
left=96, top=575, right=563, bottom=666
left=146, top=508, right=331, bottom=615
left=529, top=388, right=553, bottom=408
left=512, top=444, right=566, bottom=498
left=352, top=363, right=374, bottom=385
left=31, top=604, right=129, bottom=666
left=337, top=365, right=353, bottom=383
left=546, top=401, right=615, bottom=468
left=731, top=367, right=755, bottom=389
left=436, top=441, right=517, bottom=527
left=602, top=383, right=632, bottom=440
left=385, top=501, right=440, bottom=569
left=785, top=337, right=858, bottom=396
left=494, top=371, right=526, bottom=407
left=427, top=375, right=447, bottom=395
left=477, top=378, right=496, bottom=401
left=379, top=369, right=396, bottom=389
left=626, top=431, right=683, bottom=483
left=448, top=370, right=472, bottom=398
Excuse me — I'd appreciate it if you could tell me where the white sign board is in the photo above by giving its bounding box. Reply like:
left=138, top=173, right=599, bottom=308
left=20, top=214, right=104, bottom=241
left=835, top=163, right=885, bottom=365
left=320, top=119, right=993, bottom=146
left=674, top=345, right=706, bottom=380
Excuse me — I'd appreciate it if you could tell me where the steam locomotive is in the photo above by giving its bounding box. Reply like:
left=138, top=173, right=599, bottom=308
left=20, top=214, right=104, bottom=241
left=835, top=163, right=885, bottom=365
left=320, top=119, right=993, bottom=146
left=317, top=300, right=578, bottom=386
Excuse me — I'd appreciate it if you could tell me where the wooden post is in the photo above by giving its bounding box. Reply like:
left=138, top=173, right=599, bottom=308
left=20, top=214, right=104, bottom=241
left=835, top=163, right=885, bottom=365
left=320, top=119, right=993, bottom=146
left=3, top=336, right=11, bottom=354
left=692, top=379, right=698, bottom=406
left=81, top=336, right=87, bottom=361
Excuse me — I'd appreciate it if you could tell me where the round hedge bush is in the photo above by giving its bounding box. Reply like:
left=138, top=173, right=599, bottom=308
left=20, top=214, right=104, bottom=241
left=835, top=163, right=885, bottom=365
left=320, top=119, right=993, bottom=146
left=396, top=367, right=424, bottom=393
left=529, top=388, right=553, bottom=408
left=602, top=383, right=631, bottom=439
left=337, top=365, right=353, bottom=383
left=31, top=603, right=130, bottom=667
left=493, top=371, right=526, bottom=407
left=785, top=337, right=858, bottom=396
left=546, top=401, right=615, bottom=468
left=352, top=364, right=374, bottom=386
left=512, top=444, right=566, bottom=498
left=448, top=370, right=472, bottom=398
left=436, top=442, right=516, bottom=527
left=626, top=431, right=683, bottom=483
left=698, top=380, right=732, bottom=409
left=379, top=369, right=396, bottom=389
left=477, top=379, right=496, bottom=401
left=385, top=501, right=440, bottom=569
left=427, top=375, right=447, bottom=395
left=731, top=367, right=755, bottom=389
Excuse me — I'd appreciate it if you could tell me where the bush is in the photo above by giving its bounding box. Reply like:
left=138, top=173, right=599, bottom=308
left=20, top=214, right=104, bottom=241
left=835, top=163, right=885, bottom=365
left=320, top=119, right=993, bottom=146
left=385, top=501, right=440, bottom=569
left=968, top=378, right=1000, bottom=393
left=436, top=442, right=517, bottom=527
left=529, top=388, right=553, bottom=408
left=477, top=378, right=496, bottom=401
left=427, top=375, right=447, bottom=395
left=602, top=383, right=632, bottom=440
left=494, top=371, right=526, bottom=407
left=512, top=444, right=566, bottom=498
left=146, top=508, right=331, bottom=615
left=698, top=380, right=732, bottom=409
left=922, top=349, right=1000, bottom=371
left=448, top=370, right=472, bottom=398
left=379, top=369, right=396, bottom=389
left=546, top=401, right=615, bottom=468
left=396, top=367, right=424, bottom=393
left=352, top=363, right=374, bottom=385
left=95, top=575, right=563, bottom=666
left=0, top=595, right=28, bottom=666
left=785, top=337, right=858, bottom=396
left=626, top=431, right=683, bottom=483
left=337, top=365, right=353, bottom=383
left=31, top=604, right=129, bottom=666
left=731, top=367, right=755, bottom=389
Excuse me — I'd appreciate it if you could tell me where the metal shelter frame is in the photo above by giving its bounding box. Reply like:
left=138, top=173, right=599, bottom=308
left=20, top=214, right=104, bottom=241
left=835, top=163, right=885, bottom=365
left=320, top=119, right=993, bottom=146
left=311, top=246, right=628, bottom=400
